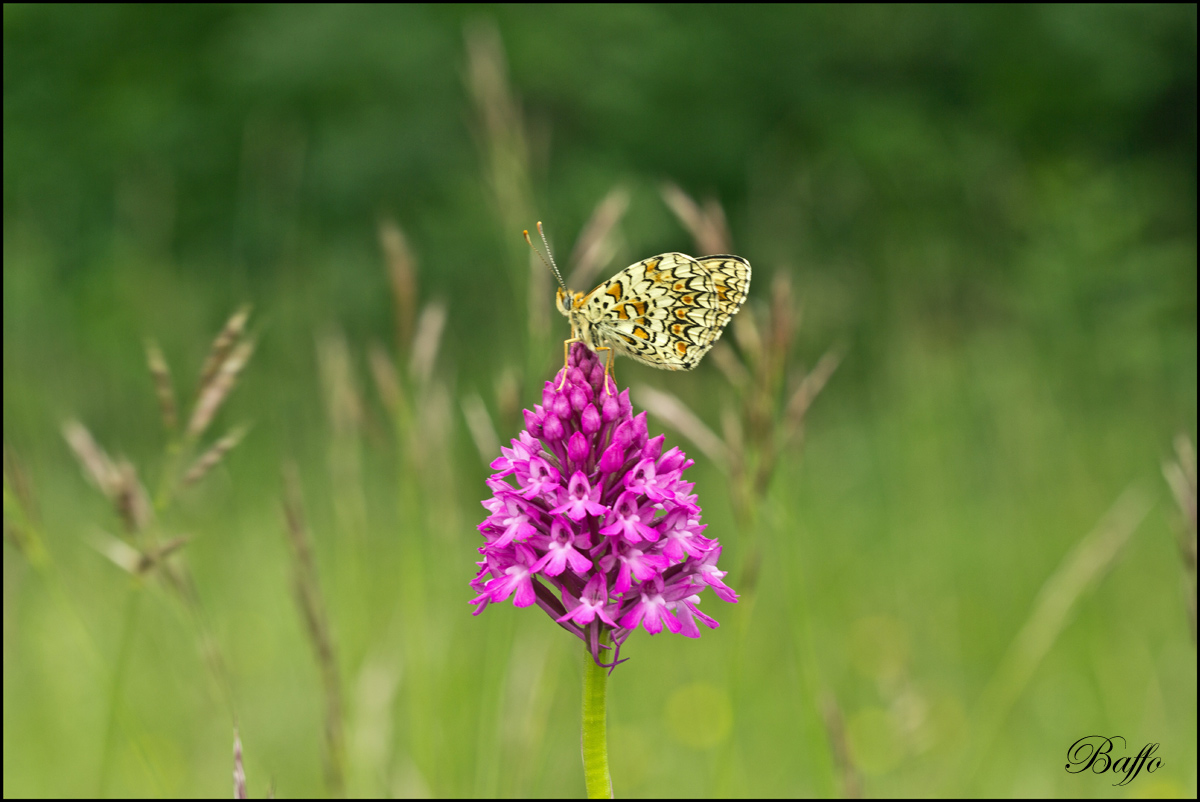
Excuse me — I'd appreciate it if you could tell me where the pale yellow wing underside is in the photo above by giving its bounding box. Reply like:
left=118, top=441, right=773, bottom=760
left=577, top=252, right=751, bottom=370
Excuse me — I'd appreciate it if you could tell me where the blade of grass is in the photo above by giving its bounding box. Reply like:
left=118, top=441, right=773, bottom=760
left=281, top=464, right=346, bottom=797
left=633, top=385, right=730, bottom=470
left=951, top=486, right=1152, bottom=791
left=98, top=585, right=143, bottom=797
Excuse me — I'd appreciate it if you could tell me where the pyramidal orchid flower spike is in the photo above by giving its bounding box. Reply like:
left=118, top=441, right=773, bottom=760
left=472, top=343, right=738, bottom=669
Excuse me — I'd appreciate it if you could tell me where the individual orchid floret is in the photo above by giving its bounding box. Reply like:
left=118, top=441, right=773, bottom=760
left=470, top=543, right=541, bottom=609
left=599, top=491, right=659, bottom=543
left=532, top=518, right=595, bottom=577
left=551, top=471, right=608, bottom=521
left=558, top=574, right=619, bottom=628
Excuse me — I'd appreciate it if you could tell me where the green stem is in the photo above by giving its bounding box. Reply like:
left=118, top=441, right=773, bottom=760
left=581, top=636, right=613, bottom=799
left=98, top=586, right=142, bottom=797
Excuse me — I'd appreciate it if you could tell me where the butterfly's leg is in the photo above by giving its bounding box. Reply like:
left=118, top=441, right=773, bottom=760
left=596, top=346, right=616, bottom=395
left=557, top=337, right=581, bottom=390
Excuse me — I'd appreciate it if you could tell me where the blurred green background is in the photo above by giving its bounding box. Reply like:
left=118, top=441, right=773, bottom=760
left=3, top=4, right=1196, bottom=798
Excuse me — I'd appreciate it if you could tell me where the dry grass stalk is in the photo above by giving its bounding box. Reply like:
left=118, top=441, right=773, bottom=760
left=233, top=727, right=247, bottom=799
left=144, top=339, right=178, bottom=432
left=720, top=405, right=745, bottom=459
left=720, top=405, right=747, bottom=498
left=464, top=18, right=549, bottom=380
left=62, top=420, right=120, bottom=499
left=464, top=19, right=531, bottom=223
left=633, top=386, right=730, bottom=469
left=3, top=445, right=45, bottom=563
left=91, top=529, right=144, bottom=575
left=281, top=464, right=346, bottom=797
left=367, top=227, right=458, bottom=520
left=317, top=330, right=363, bottom=439
left=113, top=458, right=154, bottom=534
left=138, top=534, right=190, bottom=574
left=732, top=308, right=765, bottom=372
left=764, top=274, right=797, bottom=388
left=348, top=655, right=402, bottom=795
left=198, top=305, right=251, bottom=394
left=316, top=330, right=367, bottom=543
left=3, top=446, right=35, bottom=524
left=414, top=380, right=458, bottom=518
left=494, top=366, right=521, bottom=428
left=956, top=487, right=1151, bottom=788
left=820, top=694, right=863, bottom=799
left=1163, top=434, right=1197, bottom=640
left=527, top=248, right=551, bottom=345
left=187, top=338, right=255, bottom=441
left=183, top=426, right=250, bottom=486
left=409, top=301, right=447, bottom=390
left=464, top=20, right=520, bottom=154
left=62, top=313, right=247, bottom=782
left=379, top=218, right=418, bottom=355
left=62, top=424, right=153, bottom=534
left=462, top=392, right=501, bottom=467
left=661, top=182, right=732, bottom=256
left=367, top=340, right=408, bottom=421
left=565, top=186, right=631, bottom=291
left=780, top=348, right=843, bottom=451
left=700, top=197, right=732, bottom=255
left=710, top=342, right=750, bottom=390
left=94, top=530, right=190, bottom=576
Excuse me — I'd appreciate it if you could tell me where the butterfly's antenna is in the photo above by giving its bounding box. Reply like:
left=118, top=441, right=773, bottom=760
left=524, top=222, right=568, bottom=293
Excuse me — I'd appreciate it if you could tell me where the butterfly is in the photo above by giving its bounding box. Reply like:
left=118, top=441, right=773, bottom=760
left=526, top=223, right=751, bottom=388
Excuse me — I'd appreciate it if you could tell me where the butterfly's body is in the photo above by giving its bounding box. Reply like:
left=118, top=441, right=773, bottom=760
left=557, top=252, right=751, bottom=372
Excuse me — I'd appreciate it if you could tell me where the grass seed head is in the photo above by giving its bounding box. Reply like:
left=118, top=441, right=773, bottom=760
left=233, top=727, right=246, bottom=800
left=62, top=420, right=120, bottom=499
left=183, top=425, right=250, bottom=487
left=145, top=338, right=178, bottom=432
left=409, top=301, right=447, bottom=389
left=187, top=338, right=255, bottom=441
left=198, top=305, right=251, bottom=393
left=661, top=182, right=731, bottom=256
left=379, top=218, right=417, bottom=354
left=565, top=185, right=630, bottom=291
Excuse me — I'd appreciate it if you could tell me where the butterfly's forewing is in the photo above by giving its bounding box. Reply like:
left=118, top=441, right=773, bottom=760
left=582, top=252, right=750, bottom=370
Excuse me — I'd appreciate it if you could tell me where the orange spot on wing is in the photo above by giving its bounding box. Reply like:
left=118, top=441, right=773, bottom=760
left=606, top=283, right=623, bottom=302
left=633, top=326, right=649, bottom=339
left=676, top=341, right=688, bottom=355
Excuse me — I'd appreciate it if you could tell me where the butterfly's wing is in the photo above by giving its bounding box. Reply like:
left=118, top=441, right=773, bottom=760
left=581, top=253, right=751, bottom=370
left=694, top=254, right=751, bottom=333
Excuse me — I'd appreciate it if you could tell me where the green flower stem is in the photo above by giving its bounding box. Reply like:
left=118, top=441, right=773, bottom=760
left=581, top=636, right=613, bottom=799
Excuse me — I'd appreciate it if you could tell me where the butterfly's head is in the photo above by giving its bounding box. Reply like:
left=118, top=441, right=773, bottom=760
left=555, top=288, right=583, bottom=317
